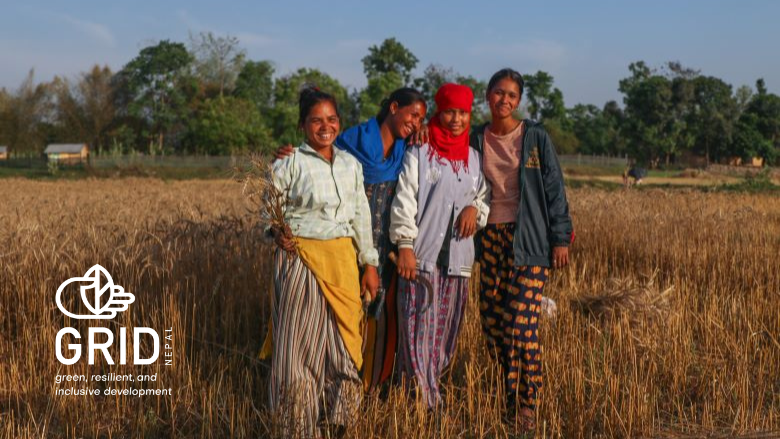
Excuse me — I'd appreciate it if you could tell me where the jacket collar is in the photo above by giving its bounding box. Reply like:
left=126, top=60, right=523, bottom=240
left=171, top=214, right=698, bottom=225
left=470, top=119, right=543, bottom=153
left=472, top=118, right=542, bottom=136
left=298, top=142, right=345, bottom=163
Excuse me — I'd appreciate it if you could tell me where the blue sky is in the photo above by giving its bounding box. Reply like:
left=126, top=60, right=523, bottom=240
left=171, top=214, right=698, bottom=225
left=1, top=1, right=778, bottom=106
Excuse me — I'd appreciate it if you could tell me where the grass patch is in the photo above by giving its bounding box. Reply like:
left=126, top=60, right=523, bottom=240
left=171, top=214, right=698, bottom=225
left=563, top=164, right=625, bottom=177
left=709, top=168, right=780, bottom=193
left=564, top=177, right=623, bottom=190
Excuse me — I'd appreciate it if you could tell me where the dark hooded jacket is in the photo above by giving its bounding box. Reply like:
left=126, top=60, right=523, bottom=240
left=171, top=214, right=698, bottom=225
left=470, top=120, right=573, bottom=267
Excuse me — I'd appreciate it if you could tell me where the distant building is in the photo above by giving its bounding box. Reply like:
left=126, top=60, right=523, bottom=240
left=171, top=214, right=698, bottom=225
left=720, top=156, right=764, bottom=167
left=0, top=146, right=7, bottom=160
left=748, top=157, right=764, bottom=167
left=44, top=144, right=89, bottom=164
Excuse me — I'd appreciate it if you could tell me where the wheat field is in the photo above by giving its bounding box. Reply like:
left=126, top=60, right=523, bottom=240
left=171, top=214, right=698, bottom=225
left=0, top=178, right=778, bottom=438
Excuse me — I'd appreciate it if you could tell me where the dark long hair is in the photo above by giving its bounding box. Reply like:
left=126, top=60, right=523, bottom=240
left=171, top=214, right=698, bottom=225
left=298, top=84, right=339, bottom=127
left=376, top=87, right=426, bottom=125
left=487, top=68, right=525, bottom=98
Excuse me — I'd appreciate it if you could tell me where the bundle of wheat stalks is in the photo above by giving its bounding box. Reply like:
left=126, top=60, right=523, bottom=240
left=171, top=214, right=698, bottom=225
left=570, top=272, right=673, bottom=327
left=234, top=154, right=293, bottom=251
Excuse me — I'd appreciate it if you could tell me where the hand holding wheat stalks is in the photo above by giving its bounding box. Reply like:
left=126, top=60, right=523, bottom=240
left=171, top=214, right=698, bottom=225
left=235, top=153, right=296, bottom=255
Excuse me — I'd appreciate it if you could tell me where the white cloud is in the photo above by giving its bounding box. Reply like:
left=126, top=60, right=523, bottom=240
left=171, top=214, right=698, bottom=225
left=62, top=15, right=116, bottom=48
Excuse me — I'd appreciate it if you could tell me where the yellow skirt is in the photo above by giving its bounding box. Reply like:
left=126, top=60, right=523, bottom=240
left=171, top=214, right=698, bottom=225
left=260, top=236, right=364, bottom=369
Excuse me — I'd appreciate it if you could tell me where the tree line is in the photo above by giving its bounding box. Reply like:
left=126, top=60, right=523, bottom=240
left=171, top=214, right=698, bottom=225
left=0, top=35, right=778, bottom=166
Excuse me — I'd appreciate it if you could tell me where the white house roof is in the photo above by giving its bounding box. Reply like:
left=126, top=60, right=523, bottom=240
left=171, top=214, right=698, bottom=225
left=44, top=144, right=87, bottom=154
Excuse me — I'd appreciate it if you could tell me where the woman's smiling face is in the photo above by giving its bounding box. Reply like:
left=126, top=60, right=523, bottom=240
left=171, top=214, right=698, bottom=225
left=487, top=77, right=522, bottom=120
left=302, top=101, right=340, bottom=150
left=438, top=107, right=471, bottom=137
left=386, top=101, right=427, bottom=139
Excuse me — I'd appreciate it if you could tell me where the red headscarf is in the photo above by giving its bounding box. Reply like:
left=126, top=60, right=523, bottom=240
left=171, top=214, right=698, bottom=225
left=428, top=83, right=473, bottom=173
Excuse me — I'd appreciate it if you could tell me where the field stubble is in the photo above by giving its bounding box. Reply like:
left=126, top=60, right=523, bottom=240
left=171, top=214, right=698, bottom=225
left=0, top=178, right=777, bottom=438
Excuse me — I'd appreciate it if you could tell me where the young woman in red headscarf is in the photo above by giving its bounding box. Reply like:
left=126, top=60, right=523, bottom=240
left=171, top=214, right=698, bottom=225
left=389, top=83, right=490, bottom=408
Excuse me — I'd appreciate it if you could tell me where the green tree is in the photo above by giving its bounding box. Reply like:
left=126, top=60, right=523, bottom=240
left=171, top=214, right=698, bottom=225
left=745, top=79, right=780, bottom=157
left=668, top=65, right=698, bottom=161
left=545, top=118, right=580, bottom=154
left=687, top=75, right=736, bottom=163
left=0, top=88, right=9, bottom=142
left=362, top=38, right=418, bottom=84
left=603, top=100, right=627, bottom=155
left=414, top=64, right=456, bottom=106
left=619, top=61, right=695, bottom=166
left=345, top=88, right=362, bottom=128
left=271, top=68, right=352, bottom=145
left=115, top=40, right=194, bottom=154
left=569, top=101, right=627, bottom=156
left=728, top=79, right=780, bottom=165
left=524, top=71, right=563, bottom=120
left=189, top=31, right=246, bottom=98
left=51, top=76, right=87, bottom=145
left=234, top=60, right=275, bottom=113
left=456, top=75, right=489, bottom=125
left=663, top=61, right=700, bottom=80
left=412, top=64, right=488, bottom=123
left=523, top=71, right=573, bottom=153
left=186, top=96, right=272, bottom=155
left=734, top=85, right=753, bottom=113
left=542, top=88, right=567, bottom=121
left=620, top=75, right=670, bottom=166
left=730, top=112, right=775, bottom=164
left=0, top=70, right=53, bottom=155
left=569, top=104, right=611, bottom=155
left=51, top=65, right=116, bottom=154
left=358, top=38, right=419, bottom=121
left=359, top=71, right=403, bottom=121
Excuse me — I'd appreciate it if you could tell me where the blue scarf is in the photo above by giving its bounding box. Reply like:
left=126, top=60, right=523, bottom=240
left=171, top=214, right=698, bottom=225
left=335, top=118, right=407, bottom=184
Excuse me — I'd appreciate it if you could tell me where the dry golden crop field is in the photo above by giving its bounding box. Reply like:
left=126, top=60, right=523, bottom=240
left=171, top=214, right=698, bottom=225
left=1, top=178, right=778, bottom=438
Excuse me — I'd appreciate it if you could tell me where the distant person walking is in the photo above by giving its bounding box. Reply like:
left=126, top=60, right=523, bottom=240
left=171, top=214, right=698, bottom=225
left=623, top=165, right=647, bottom=188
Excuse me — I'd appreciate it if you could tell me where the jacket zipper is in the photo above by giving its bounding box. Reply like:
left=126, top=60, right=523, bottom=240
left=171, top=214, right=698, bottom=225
left=516, top=122, right=528, bottom=262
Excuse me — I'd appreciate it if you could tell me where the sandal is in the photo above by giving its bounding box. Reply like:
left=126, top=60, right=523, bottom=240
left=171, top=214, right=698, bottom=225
left=518, top=408, right=537, bottom=435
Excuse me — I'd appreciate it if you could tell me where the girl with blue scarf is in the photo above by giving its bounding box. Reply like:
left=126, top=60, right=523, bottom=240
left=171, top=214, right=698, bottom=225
left=275, top=88, right=428, bottom=391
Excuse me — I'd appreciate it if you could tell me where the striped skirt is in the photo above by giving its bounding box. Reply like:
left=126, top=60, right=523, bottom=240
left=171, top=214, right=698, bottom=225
left=396, top=267, right=468, bottom=408
left=269, top=248, right=361, bottom=438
